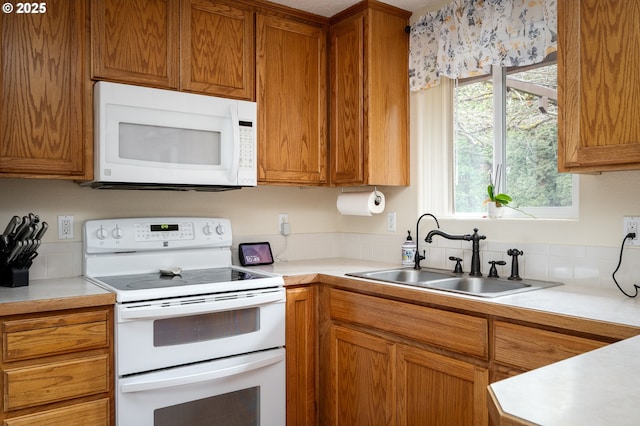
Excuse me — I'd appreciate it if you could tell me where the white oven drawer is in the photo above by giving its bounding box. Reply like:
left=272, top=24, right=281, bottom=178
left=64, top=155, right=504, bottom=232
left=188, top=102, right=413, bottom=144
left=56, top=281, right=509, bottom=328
left=116, top=288, right=285, bottom=376
left=117, top=348, right=285, bottom=426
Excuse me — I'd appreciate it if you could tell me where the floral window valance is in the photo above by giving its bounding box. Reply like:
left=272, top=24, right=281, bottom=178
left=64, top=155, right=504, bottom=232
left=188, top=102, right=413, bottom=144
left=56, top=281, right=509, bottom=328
left=409, top=0, right=557, bottom=92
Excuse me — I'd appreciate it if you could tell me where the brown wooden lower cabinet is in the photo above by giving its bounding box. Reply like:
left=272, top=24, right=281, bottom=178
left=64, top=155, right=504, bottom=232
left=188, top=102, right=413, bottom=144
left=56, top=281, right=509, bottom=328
left=398, top=344, right=488, bottom=426
left=326, top=324, right=489, bottom=426
left=0, top=306, right=113, bottom=425
left=286, top=285, right=317, bottom=426
left=286, top=280, right=639, bottom=426
left=329, top=325, right=395, bottom=425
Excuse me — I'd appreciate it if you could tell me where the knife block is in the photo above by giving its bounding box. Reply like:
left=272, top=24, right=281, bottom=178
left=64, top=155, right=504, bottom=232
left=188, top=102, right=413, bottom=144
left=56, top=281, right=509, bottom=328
left=0, top=266, right=29, bottom=287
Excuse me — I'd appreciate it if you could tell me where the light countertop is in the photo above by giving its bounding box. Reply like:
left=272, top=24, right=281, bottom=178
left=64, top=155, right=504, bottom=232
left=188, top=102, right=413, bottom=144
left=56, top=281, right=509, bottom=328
left=0, top=276, right=115, bottom=316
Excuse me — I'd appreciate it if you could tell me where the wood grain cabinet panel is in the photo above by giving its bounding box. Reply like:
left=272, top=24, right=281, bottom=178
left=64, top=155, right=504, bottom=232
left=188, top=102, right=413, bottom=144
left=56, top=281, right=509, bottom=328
left=330, top=288, right=488, bottom=359
left=256, top=14, right=328, bottom=185
left=91, top=0, right=179, bottom=88
left=397, top=345, right=488, bottom=426
left=285, top=286, right=316, bottom=426
left=559, top=0, right=640, bottom=171
left=3, top=354, right=109, bottom=411
left=493, top=321, right=608, bottom=371
left=330, top=3, right=410, bottom=186
left=0, top=0, right=90, bottom=179
left=3, top=398, right=109, bottom=426
left=329, top=325, right=395, bottom=426
left=0, top=307, right=113, bottom=425
left=181, top=0, right=254, bottom=99
left=3, top=311, right=109, bottom=362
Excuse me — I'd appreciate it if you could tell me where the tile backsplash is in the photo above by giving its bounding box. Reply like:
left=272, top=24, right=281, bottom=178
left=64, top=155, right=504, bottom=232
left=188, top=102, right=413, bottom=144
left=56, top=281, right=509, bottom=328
left=33, top=233, right=640, bottom=290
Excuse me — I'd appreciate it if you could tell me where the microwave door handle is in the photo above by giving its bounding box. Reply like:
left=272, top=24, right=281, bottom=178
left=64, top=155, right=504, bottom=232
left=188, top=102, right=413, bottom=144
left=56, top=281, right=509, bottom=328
left=120, top=350, right=284, bottom=393
left=229, top=104, right=240, bottom=182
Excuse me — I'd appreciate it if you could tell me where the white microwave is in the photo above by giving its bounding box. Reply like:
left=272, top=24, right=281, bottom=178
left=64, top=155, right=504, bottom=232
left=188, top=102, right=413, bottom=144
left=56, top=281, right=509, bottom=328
left=84, top=82, right=257, bottom=191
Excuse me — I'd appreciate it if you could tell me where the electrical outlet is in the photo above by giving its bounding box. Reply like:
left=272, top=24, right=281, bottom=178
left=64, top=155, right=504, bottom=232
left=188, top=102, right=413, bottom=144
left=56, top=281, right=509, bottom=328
left=278, top=213, right=289, bottom=236
left=58, top=215, right=74, bottom=240
left=387, top=212, right=396, bottom=232
left=623, top=216, right=639, bottom=245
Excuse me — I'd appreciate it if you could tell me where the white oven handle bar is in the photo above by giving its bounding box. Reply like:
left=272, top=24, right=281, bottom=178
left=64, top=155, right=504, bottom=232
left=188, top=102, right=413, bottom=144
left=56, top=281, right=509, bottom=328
left=119, top=290, right=284, bottom=320
left=120, top=350, right=284, bottom=393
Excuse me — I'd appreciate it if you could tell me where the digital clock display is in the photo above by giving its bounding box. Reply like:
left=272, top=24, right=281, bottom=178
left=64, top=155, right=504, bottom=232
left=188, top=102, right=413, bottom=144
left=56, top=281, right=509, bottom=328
left=150, top=224, right=179, bottom=232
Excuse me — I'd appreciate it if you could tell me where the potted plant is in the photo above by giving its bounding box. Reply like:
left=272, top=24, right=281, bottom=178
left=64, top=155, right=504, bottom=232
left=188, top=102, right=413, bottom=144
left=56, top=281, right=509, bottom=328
left=485, top=182, right=511, bottom=218
left=484, top=165, right=534, bottom=218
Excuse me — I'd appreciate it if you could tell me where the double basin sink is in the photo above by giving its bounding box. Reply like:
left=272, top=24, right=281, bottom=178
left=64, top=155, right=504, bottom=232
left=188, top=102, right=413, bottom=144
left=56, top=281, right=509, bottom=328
left=346, top=268, right=562, bottom=298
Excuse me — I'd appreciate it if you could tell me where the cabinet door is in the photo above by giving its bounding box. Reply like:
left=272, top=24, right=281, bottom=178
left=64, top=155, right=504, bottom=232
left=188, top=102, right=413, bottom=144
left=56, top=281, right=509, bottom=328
left=92, top=0, right=179, bottom=88
left=330, top=7, right=410, bottom=186
left=256, top=14, right=328, bottom=185
left=0, top=0, right=90, bottom=179
left=286, top=286, right=316, bottom=426
left=329, top=325, right=395, bottom=426
left=559, top=0, right=640, bottom=171
left=181, top=0, right=254, bottom=99
left=397, top=345, right=488, bottom=426
left=365, top=7, right=409, bottom=186
left=330, top=13, right=365, bottom=185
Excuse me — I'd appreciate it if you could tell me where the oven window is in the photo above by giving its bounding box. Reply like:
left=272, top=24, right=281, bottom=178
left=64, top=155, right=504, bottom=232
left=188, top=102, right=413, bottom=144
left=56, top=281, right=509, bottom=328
left=154, top=387, right=259, bottom=426
left=153, top=308, right=260, bottom=347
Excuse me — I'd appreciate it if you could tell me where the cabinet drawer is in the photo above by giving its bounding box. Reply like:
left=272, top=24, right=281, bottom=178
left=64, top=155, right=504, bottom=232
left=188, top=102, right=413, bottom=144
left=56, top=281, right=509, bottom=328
left=493, top=321, right=608, bottom=371
left=3, top=398, right=109, bottom=426
left=3, top=311, right=109, bottom=362
left=3, top=354, right=109, bottom=411
left=330, top=289, right=488, bottom=358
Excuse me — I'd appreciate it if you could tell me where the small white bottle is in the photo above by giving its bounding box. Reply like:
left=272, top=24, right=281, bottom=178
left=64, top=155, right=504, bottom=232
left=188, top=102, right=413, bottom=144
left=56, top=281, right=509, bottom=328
left=401, top=230, right=417, bottom=266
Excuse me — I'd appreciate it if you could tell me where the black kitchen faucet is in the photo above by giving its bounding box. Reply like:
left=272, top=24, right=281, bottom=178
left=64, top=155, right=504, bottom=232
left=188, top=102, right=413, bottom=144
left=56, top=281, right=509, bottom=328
left=425, top=228, right=487, bottom=276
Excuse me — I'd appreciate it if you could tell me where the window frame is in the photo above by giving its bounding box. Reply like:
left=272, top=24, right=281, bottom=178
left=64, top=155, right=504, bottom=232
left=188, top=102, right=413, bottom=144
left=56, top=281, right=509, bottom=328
left=452, top=58, right=579, bottom=220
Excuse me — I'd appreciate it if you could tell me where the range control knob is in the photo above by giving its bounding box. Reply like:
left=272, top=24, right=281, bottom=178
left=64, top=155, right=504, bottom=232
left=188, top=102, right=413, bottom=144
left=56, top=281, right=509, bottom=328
left=96, top=225, right=108, bottom=240
left=203, top=224, right=214, bottom=236
left=112, top=225, right=124, bottom=239
left=215, top=223, right=225, bottom=235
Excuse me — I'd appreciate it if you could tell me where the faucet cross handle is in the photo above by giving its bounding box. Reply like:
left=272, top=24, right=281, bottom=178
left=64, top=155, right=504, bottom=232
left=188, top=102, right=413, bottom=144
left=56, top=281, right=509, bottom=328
left=507, top=248, right=523, bottom=281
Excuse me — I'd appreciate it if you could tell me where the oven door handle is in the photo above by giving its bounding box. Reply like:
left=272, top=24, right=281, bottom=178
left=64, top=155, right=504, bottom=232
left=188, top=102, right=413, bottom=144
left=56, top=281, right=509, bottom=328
left=120, top=350, right=284, bottom=393
left=119, top=290, right=284, bottom=320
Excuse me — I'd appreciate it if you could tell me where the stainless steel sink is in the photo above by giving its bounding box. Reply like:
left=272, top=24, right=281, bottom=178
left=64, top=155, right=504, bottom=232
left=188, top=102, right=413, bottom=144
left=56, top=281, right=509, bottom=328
left=348, top=268, right=454, bottom=284
left=346, top=268, right=562, bottom=297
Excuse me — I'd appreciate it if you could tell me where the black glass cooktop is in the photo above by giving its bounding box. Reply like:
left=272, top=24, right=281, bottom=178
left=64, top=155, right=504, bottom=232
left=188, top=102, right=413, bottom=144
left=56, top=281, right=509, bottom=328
left=94, top=267, right=269, bottom=291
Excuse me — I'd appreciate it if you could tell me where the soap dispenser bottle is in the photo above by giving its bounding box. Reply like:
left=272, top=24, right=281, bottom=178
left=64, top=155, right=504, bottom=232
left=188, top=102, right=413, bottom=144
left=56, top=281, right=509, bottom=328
left=402, top=230, right=417, bottom=266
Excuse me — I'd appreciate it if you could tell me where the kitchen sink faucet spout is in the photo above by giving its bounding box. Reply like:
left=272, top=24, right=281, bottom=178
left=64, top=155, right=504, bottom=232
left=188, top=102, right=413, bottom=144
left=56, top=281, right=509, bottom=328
left=414, top=213, right=440, bottom=270
left=425, top=228, right=486, bottom=276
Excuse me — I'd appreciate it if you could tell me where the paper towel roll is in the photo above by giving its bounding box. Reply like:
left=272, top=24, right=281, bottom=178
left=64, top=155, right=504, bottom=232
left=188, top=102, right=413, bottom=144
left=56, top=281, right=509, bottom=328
left=337, top=191, right=385, bottom=216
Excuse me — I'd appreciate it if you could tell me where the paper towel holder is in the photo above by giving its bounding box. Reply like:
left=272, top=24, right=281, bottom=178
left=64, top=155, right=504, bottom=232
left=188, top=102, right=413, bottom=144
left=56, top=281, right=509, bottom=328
left=341, top=186, right=382, bottom=205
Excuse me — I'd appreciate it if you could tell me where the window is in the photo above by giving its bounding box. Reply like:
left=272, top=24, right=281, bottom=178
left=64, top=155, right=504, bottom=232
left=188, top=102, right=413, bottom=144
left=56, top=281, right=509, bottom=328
left=453, top=55, right=577, bottom=218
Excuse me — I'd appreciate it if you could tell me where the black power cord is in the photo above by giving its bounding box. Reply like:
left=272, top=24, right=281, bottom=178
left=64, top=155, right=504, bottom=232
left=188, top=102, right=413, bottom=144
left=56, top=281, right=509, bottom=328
left=612, top=232, right=640, bottom=298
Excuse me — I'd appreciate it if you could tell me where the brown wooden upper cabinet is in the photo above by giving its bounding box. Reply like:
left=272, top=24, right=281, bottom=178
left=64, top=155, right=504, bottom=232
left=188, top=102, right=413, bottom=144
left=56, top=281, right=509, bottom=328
left=330, top=2, right=410, bottom=186
left=91, top=0, right=179, bottom=89
left=558, top=0, right=640, bottom=172
left=92, top=0, right=254, bottom=100
left=256, top=14, right=328, bottom=185
left=0, top=0, right=91, bottom=179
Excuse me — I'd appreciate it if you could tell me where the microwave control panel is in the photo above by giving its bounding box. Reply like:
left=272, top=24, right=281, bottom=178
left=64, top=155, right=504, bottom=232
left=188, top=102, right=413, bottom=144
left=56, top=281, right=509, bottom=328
left=238, top=121, right=256, bottom=186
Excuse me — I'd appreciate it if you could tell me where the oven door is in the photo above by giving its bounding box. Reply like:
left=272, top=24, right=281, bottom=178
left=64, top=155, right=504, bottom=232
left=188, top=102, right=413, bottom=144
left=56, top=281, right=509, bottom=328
left=117, top=348, right=285, bottom=426
left=116, top=288, right=285, bottom=376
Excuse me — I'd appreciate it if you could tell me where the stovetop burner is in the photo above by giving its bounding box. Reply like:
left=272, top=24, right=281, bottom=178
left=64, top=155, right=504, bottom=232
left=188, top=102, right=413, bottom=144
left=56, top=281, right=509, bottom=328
left=94, top=267, right=270, bottom=292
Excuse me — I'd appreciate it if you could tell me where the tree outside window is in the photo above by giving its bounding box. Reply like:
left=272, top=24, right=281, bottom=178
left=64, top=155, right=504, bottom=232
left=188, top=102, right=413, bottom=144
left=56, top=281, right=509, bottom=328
left=453, top=56, right=576, bottom=218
